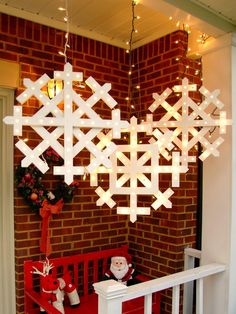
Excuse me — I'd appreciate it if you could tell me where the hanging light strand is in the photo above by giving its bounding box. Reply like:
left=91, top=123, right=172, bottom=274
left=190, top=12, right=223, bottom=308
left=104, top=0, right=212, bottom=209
left=63, top=0, right=69, bottom=63
left=127, top=0, right=138, bottom=112
left=58, top=0, right=70, bottom=63
left=128, top=1, right=136, bottom=55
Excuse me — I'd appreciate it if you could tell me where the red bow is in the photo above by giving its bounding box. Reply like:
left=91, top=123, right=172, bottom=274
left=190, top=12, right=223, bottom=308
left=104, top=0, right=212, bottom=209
left=40, top=199, right=64, bottom=257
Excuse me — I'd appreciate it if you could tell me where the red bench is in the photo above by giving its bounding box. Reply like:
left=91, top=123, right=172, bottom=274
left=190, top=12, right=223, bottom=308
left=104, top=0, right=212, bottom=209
left=24, top=245, right=160, bottom=314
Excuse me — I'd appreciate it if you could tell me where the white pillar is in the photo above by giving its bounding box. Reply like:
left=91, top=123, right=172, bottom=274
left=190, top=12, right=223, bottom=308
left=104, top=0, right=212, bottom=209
left=0, top=87, right=15, bottom=314
left=201, top=33, right=236, bottom=314
left=93, top=280, right=127, bottom=314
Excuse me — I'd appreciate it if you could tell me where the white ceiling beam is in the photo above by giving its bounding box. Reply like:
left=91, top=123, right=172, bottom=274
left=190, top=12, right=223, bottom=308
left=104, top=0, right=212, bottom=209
left=142, top=0, right=236, bottom=36
left=165, top=0, right=236, bottom=31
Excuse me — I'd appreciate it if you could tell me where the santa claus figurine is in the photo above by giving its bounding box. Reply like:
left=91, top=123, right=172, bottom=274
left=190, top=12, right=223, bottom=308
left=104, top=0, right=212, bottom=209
left=104, top=254, right=139, bottom=286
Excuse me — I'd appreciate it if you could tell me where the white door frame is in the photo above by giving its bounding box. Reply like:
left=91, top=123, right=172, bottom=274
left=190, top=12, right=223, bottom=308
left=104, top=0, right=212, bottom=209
left=0, top=87, right=16, bottom=314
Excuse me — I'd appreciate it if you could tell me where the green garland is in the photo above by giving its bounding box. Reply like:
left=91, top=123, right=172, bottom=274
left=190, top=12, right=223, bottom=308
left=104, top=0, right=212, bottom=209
left=15, top=147, right=79, bottom=211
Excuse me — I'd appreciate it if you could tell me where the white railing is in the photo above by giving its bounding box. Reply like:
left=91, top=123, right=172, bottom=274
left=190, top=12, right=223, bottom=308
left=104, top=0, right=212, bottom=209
left=183, top=248, right=202, bottom=314
left=93, top=262, right=226, bottom=314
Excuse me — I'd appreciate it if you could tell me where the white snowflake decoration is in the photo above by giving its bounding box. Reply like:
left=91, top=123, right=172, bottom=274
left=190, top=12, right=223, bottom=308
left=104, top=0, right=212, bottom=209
left=145, top=78, right=231, bottom=167
left=3, top=65, right=232, bottom=222
left=3, top=63, right=128, bottom=184
left=95, top=117, right=187, bottom=222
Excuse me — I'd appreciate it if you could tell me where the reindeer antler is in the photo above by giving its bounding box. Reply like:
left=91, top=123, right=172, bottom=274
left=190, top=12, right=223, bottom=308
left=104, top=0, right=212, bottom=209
left=31, top=266, right=46, bottom=277
left=31, top=258, right=54, bottom=277
left=43, top=257, right=54, bottom=274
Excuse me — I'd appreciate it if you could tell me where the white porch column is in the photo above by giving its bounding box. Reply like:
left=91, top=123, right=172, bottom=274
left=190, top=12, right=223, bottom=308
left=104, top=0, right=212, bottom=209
left=93, top=280, right=127, bottom=314
left=201, top=33, right=236, bottom=314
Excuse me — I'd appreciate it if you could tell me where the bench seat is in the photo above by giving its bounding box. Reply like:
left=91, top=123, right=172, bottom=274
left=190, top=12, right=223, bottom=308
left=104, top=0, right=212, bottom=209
left=24, top=245, right=160, bottom=314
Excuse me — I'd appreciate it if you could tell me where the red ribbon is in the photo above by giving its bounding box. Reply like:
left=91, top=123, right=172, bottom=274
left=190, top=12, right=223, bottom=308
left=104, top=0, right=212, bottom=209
left=40, top=199, right=64, bottom=257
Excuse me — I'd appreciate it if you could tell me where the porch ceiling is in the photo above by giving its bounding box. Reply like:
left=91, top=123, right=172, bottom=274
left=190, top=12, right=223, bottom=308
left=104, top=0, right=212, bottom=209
left=0, top=0, right=235, bottom=49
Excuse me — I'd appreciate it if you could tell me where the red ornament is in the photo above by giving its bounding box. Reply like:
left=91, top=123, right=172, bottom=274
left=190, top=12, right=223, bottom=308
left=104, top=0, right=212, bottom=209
left=30, top=192, right=38, bottom=201
left=24, top=173, right=31, bottom=182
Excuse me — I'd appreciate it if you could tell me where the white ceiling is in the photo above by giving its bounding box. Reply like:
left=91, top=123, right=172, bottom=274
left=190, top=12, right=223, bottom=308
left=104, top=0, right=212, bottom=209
left=0, top=0, right=235, bottom=49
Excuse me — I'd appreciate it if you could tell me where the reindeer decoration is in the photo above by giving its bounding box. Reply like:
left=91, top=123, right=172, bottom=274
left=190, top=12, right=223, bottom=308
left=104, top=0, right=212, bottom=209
left=32, top=258, right=80, bottom=313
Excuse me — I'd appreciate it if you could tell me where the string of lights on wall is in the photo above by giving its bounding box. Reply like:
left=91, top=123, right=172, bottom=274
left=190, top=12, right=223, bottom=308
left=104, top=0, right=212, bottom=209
left=3, top=0, right=232, bottom=222
left=126, top=0, right=140, bottom=112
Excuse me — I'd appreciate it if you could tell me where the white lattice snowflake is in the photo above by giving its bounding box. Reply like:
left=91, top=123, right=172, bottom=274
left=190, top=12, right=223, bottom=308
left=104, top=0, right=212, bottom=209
left=95, top=117, right=188, bottom=222
left=144, top=78, right=231, bottom=167
left=3, top=63, right=128, bottom=184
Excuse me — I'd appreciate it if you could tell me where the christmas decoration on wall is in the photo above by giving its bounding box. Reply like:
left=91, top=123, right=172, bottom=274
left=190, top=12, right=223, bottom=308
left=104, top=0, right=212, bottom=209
left=15, top=147, right=79, bottom=255
left=4, top=62, right=128, bottom=185
left=92, top=79, right=231, bottom=221
left=144, top=78, right=232, bottom=166
left=15, top=147, right=79, bottom=212
left=3, top=61, right=231, bottom=222
left=95, top=116, right=186, bottom=222
left=2, top=0, right=231, bottom=223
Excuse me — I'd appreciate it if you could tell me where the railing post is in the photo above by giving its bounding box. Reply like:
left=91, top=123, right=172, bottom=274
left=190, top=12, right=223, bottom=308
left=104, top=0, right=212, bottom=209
left=144, top=293, right=152, bottom=314
left=196, top=278, right=203, bottom=314
left=183, top=248, right=201, bottom=314
left=93, top=279, right=127, bottom=314
left=172, top=285, right=180, bottom=314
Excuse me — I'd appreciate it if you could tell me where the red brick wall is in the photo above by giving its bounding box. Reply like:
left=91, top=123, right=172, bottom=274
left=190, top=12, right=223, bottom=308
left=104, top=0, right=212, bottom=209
left=128, top=31, right=202, bottom=313
left=1, top=13, right=131, bottom=313
left=0, top=13, right=201, bottom=314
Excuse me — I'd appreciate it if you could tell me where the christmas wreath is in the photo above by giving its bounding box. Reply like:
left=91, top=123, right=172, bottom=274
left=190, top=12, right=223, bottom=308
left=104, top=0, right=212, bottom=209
left=15, top=147, right=79, bottom=212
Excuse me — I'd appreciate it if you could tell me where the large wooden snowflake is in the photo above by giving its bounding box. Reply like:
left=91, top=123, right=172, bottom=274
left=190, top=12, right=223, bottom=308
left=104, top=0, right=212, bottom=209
left=145, top=78, right=231, bottom=167
left=95, top=117, right=187, bottom=222
left=3, top=63, right=128, bottom=184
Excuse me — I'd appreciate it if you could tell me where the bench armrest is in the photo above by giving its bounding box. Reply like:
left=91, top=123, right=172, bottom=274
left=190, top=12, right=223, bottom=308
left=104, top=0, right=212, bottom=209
left=25, top=289, right=62, bottom=314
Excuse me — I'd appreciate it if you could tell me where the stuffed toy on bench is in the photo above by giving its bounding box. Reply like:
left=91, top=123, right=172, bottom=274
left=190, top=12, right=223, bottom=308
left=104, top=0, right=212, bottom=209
left=32, top=258, right=80, bottom=313
left=104, top=253, right=140, bottom=286
left=25, top=246, right=161, bottom=314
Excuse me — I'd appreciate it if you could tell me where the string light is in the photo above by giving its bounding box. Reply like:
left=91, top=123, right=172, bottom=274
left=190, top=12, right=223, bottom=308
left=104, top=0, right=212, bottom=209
left=49, top=1, right=70, bottom=98
left=197, top=33, right=210, bottom=44
left=173, top=37, right=202, bottom=82
left=58, top=0, right=69, bottom=63
left=126, top=0, right=139, bottom=106
left=125, top=0, right=143, bottom=127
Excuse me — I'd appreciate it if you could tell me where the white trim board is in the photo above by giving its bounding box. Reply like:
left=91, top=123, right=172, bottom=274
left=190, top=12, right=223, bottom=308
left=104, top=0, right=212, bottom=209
left=0, top=87, right=16, bottom=314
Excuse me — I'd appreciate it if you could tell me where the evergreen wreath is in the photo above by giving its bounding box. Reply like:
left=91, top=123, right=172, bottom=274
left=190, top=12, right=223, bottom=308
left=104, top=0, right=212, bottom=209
left=15, top=147, right=79, bottom=211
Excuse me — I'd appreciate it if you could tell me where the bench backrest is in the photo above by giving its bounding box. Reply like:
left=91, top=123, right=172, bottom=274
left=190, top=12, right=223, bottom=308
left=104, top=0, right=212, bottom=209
left=24, top=245, right=129, bottom=297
